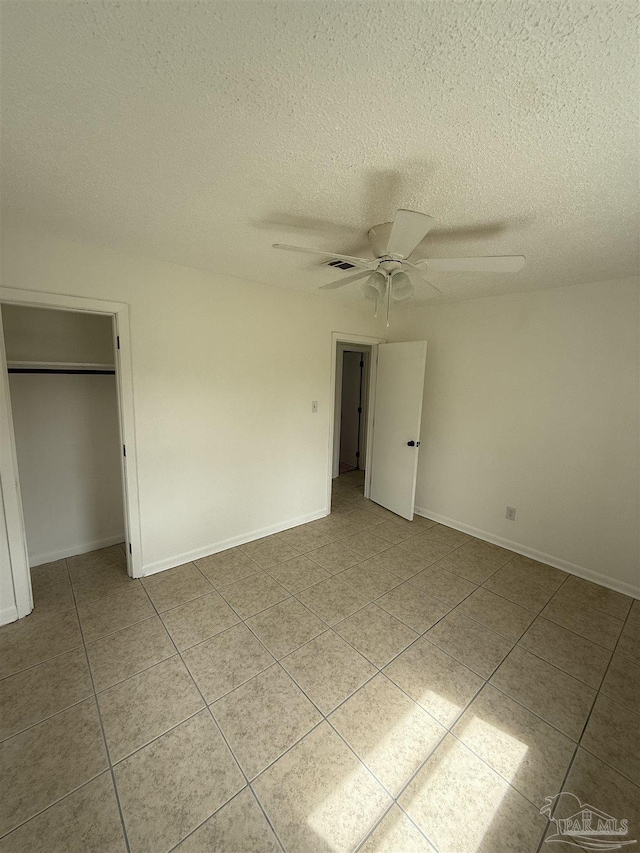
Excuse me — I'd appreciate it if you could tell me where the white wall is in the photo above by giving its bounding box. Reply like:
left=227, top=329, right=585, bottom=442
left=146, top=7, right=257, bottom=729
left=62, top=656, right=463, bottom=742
left=389, top=278, right=640, bottom=596
left=0, top=227, right=380, bottom=620
left=8, top=373, right=125, bottom=566
left=2, top=304, right=114, bottom=364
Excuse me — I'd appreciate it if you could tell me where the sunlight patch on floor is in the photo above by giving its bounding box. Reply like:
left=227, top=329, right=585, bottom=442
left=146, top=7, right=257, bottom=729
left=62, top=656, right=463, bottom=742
left=402, top=722, right=529, bottom=853
left=307, top=703, right=529, bottom=853
left=461, top=714, right=529, bottom=783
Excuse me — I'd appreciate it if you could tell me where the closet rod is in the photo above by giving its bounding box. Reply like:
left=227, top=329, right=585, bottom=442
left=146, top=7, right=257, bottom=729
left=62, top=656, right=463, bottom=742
left=8, top=368, right=116, bottom=375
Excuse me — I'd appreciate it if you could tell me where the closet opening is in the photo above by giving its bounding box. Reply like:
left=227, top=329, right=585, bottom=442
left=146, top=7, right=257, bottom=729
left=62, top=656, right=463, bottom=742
left=0, top=294, right=140, bottom=625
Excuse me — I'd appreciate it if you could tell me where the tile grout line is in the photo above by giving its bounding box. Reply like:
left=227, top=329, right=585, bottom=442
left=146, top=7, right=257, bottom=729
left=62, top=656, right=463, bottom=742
left=217, top=548, right=432, bottom=850
left=162, top=779, right=292, bottom=853
left=111, top=604, right=480, bottom=788
left=0, top=771, right=110, bottom=842
left=569, top=596, right=639, bottom=788
left=236, top=534, right=498, bottom=725
left=9, top=554, right=626, bottom=729
left=475, top=571, right=616, bottom=744
left=105, top=705, right=205, bottom=765
left=245, top=545, right=625, bottom=846
left=8, top=503, right=569, bottom=676
left=0, top=691, right=95, bottom=746
left=478, top=575, right=629, bottom=654
left=533, top=580, right=638, bottom=853
left=353, top=797, right=439, bottom=853
left=450, top=600, right=640, bottom=784
left=232, top=546, right=484, bottom=852
left=386, top=653, right=520, bottom=813
left=350, top=574, right=576, bottom=849
left=309, top=520, right=483, bottom=851
left=230, top=622, right=438, bottom=851
left=0, top=630, right=85, bottom=682
left=511, top=633, right=612, bottom=691
left=136, top=576, right=289, bottom=853
left=576, top=745, right=640, bottom=790
left=350, top=800, right=400, bottom=853
left=309, top=481, right=640, bottom=834
left=527, top=606, right=626, bottom=653
left=63, top=557, right=133, bottom=853
left=78, top=615, right=536, bottom=799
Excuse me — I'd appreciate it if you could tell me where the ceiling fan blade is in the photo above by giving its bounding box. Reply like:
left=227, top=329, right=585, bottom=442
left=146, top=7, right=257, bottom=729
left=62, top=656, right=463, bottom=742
left=319, top=270, right=372, bottom=290
left=387, top=209, right=436, bottom=258
left=272, top=243, right=376, bottom=270
left=406, top=268, right=443, bottom=295
left=416, top=255, right=526, bottom=273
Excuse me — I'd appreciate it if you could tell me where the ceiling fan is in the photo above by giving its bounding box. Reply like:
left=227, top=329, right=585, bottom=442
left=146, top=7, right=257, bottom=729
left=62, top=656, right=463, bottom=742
left=273, top=209, right=525, bottom=323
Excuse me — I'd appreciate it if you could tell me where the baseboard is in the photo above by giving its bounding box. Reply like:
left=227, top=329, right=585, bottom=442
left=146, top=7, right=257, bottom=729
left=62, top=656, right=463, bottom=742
left=414, top=507, right=640, bottom=600
left=0, top=604, right=19, bottom=627
left=141, top=509, right=329, bottom=578
left=29, top=533, right=126, bottom=568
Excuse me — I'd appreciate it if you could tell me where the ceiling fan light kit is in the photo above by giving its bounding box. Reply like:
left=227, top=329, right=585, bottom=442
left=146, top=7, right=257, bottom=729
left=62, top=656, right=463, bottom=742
left=363, top=271, right=387, bottom=302
left=389, top=270, right=414, bottom=302
left=273, top=208, right=526, bottom=322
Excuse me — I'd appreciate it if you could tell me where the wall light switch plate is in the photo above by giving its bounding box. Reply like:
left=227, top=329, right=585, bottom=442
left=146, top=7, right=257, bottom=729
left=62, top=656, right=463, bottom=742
left=505, top=506, right=516, bottom=521
left=311, top=401, right=318, bottom=413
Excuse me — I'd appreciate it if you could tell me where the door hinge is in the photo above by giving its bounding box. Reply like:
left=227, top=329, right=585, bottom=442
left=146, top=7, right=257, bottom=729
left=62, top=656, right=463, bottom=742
left=355, top=451, right=360, bottom=458
left=116, top=335, right=120, bottom=350
left=357, top=406, right=362, bottom=414
left=360, top=360, right=364, bottom=367
left=122, top=444, right=126, bottom=457
left=129, top=543, right=132, bottom=555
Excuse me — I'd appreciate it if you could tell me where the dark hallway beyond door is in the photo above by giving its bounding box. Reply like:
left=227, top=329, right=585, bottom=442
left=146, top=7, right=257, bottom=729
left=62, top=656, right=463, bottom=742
left=339, top=350, right=366, bottom=472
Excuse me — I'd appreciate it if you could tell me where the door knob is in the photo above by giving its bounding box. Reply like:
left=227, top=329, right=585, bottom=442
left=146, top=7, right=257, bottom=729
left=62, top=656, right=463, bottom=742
left=407, top=441, right=415, bottom=446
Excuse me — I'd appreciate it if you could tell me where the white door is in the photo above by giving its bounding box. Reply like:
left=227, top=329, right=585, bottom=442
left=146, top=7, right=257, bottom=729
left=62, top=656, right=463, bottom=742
left=369, top=341, right=427, bottom=520
left=0, top=306, right=33, bottom=620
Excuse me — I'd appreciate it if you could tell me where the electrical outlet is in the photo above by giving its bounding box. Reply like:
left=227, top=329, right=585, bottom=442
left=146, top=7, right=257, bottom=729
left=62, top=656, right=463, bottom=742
left=311, top=401, right=318, bottom=413
left=505, top=506, right=516, bottom=521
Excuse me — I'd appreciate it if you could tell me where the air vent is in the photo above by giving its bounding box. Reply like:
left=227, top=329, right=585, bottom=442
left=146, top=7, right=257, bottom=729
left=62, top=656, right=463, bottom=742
left=327, top=259, right=356, bottom=270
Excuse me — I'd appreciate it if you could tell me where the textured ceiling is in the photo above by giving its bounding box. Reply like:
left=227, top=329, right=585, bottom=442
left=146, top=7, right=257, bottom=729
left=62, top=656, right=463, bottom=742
left=1, top=1, right=638, bottom=303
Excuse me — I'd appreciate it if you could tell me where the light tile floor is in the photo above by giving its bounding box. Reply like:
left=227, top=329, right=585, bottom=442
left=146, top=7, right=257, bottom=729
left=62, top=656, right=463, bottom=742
left=1, top=469, right=638, bottom=852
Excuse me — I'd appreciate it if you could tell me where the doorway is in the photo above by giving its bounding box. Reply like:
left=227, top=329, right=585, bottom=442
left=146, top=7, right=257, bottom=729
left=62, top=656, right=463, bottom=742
left=0, top=288, right=141, bottom=625
left=328, top=332, right=383, bottom=511
left=327, top=332, right=428, bottom=522
left=338, top=348, right=369, bottom=475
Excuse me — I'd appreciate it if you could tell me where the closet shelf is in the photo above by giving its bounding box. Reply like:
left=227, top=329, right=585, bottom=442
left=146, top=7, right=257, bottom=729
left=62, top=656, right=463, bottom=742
left=7, top=361, right=116, bottom=374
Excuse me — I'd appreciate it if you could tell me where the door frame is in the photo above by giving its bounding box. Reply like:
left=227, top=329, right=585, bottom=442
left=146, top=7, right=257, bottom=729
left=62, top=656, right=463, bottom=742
left=0, top=287, right=143, bottom=621
left=327, top=331, right=386, bottom=512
